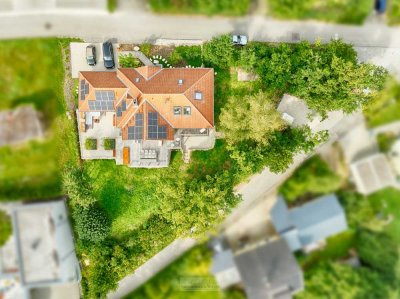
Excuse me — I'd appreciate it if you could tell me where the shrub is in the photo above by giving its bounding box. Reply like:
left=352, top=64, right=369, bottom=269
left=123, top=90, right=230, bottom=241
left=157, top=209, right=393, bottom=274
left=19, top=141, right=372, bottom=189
left=377, top=132, right=396, bottom=153
left=85, top=138, right=97, bottom=150
left=279, top=155, right=342, bottom=202
left=0, top=210, right=12, bottom=246
left=356, top=229, right=399, bottom=283
left=63, top=165, right=96, bottom=208
left=107, top=0, right=117, bottom=12
left=168, top=45, right=202, bottom=67
left=140, top=43, right=151, bottom=57
left=203, top=34, right=234, bottom=69
left=103, top=138, right=115, bottom=150
left=73, top=204, right=111, bottom=243
left=119, top=53, right=141, bottom=68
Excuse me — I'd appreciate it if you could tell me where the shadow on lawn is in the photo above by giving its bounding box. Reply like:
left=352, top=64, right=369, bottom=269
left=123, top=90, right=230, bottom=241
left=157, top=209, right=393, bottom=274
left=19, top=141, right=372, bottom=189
left=11, top=89, right=62, bottom=127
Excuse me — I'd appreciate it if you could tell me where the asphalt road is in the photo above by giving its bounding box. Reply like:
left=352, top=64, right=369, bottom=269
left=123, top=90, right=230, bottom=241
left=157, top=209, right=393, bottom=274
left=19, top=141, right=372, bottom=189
left=0, top=11, right=400, bottom=48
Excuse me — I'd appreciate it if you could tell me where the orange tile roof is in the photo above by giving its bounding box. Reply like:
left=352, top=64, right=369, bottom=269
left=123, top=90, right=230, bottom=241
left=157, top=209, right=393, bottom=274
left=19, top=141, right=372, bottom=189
left=78, top=66, right=214, bottom=139
left=81, top=71, right=126, bottom=88
left=135, top=65, right=162, bottom=79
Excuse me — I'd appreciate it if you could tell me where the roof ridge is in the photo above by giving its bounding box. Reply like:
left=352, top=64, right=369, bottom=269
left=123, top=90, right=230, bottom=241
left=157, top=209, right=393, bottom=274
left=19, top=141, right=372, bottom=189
left=144, top=99, right=176, bottom=129
left=183, top=69, right=213, bottom=127
left=183, top=68, right=213, bottom=94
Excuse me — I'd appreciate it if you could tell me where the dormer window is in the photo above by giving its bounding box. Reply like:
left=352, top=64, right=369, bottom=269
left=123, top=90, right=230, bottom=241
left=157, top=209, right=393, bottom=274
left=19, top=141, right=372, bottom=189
left=178, top=79, right=184, bottom=85
left=135, top=77, right=140, bottom=83
left=173, top=106, right=181, bottom=115
left=183, top=106, right=191, bottom=115
left=195, top=91, right=203, bottom=100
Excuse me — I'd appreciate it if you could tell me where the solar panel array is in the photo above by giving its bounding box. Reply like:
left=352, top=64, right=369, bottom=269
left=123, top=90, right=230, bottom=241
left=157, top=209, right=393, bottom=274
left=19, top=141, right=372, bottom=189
left=128, top=114, right=143, bottom=140
left=116, top=100, right=127, bottom=117
left=88, top=90, right=114, bottom=111
left=148, top=112, right=167, bottom=139
left=80, top=80, right=89, bottom=101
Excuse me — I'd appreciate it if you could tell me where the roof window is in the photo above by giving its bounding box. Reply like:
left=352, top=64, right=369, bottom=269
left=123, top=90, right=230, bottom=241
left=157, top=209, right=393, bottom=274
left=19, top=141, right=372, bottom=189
left=183, top=106, right=191, bottom=115
left=173, top=106, right=182, bottom=115
left=178, top=79, right=184, bottom=85
left=135, top=77, right=140, bottom=83
left=195, top=91, right=203, bottom=100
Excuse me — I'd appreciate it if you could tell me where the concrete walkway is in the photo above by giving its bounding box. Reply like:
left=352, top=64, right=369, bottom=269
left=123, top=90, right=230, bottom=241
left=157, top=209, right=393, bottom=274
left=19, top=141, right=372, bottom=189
left=107, top=238, right=196, bottom=299
left=370, top=120, right=400, bottom=137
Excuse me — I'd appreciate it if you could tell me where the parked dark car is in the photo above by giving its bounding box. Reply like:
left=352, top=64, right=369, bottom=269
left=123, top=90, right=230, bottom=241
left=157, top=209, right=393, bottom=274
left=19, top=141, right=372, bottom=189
left=86, top=45, right=96, bottom=66
left=102, top=41, right=115, bottom=69
left=375, top=0, right=387, bottom=14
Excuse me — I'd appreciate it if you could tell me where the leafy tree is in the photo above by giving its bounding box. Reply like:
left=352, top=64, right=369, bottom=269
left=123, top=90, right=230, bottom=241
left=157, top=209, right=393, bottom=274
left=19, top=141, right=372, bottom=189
left=279, top=155, right=342, bottom=202
left=73, top=204, right=111, bottom=243
left=219, top=91, right=286, bottom=145
left=203, top=34, right=235, bottom=69
left=356, top=229, right=400, bottom=283
left=0, top=210, right=12, bottom=246
left=157, top=172, right=240, bottom=238
left=63, top=165, right=96, bottom=208
left=296, top=262, right=390, bottom=299
left=338, top=191, right=385, bottom=231
left=292, top=56, right=388, bottom=116
left=119, top=53, right=141, bottom=68
left=261, top=127, right=328, bottom=173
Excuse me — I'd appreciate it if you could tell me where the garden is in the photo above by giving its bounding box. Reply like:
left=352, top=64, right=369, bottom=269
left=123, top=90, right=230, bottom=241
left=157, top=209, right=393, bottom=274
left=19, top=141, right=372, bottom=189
left=69, top=36, right=387, bottom=298
left=0, top=38, right=79, bottom=201
left=0, top=35, right=390, bottom=298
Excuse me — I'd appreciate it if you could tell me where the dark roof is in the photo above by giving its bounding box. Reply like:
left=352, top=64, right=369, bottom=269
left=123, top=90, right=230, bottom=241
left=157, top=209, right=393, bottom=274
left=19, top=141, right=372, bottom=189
left=234, top=239, right=303, bottom=299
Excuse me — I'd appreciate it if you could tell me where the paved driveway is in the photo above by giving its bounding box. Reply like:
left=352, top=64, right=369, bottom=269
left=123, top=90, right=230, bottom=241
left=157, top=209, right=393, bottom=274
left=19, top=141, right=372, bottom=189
left=70, top=42, right=119, bottom=78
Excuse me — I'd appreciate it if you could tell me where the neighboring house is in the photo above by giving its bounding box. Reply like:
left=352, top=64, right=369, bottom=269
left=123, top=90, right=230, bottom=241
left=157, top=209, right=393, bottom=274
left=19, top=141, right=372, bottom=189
left=270, top=194, right=348, bottom=252
left=350, top=152, right=398, bottom=195
left=0, top=199, right=81, bottom=299
left=0, top=105, right=43, bottom=147
left=77, top=65, right=215, bottom=168
left=277, top=94, right=344, bottom=134
left=211, top=238, right=304, bottom=299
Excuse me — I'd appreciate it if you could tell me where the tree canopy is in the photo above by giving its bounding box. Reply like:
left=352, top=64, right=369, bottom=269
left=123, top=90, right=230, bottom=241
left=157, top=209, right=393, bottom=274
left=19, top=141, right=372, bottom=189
left=279, top=155, right=342, bottom=202
left=296, top=262, right=390, bottom=299
left=220, top=91, right=286, bottom=145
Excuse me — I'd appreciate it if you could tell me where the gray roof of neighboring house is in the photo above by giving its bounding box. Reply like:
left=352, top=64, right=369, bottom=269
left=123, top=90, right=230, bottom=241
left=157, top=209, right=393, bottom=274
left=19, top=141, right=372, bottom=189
left=234, top=239, right=304, bottom=299
left=271, top=194, right=348, bottom=251
left=0, top=199, right=81, bottom=299
left=350, top=152, right=397, bottom=195
left=211, top=248, right=242, bottom=289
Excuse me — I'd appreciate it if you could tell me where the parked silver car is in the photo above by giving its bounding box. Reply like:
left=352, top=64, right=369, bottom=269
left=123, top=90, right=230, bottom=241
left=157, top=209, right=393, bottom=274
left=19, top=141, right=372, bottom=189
left=232, top=35, right=248, bottom=46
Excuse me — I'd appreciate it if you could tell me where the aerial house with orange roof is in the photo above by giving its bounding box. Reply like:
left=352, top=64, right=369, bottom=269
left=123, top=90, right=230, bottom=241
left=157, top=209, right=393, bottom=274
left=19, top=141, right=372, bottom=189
left=76, top=65, right=215, bottom=168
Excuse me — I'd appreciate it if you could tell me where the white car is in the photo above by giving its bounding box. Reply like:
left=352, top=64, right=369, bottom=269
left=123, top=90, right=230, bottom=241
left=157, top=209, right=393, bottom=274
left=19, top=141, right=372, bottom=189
left=232, top=35, right=248, bottom=46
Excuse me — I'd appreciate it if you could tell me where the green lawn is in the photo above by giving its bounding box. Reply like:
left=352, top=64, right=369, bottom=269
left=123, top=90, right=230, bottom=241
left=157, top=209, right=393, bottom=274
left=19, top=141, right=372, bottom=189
left=84, top=152, right=188, bottom=237
left=388, top=0, right=400, bottom=25
left=364, top=77, right=400, bottom=127
left=148, top=0, right=250, bottom=16
left=125, top=244, right=245, bottom=299
left=298, top=230, right=356, bottom=270
left=0, top=38, right=78, bottom=200
left=267, top=0, right=373, bottom=24
left=366, top=188, right=400, bottom=242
